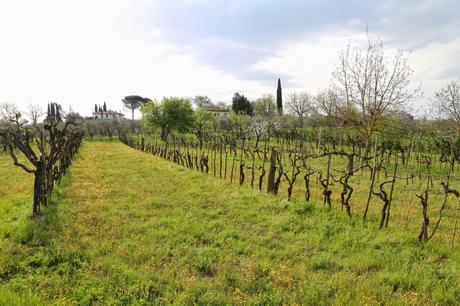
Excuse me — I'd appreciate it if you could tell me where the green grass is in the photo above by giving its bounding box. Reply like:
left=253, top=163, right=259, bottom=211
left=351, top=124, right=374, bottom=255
left=0, top=141, right=459, bottom=305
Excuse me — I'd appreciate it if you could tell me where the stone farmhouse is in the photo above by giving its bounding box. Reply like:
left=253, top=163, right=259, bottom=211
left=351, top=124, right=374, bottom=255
left=205, top=106, right=229, bottom=118
left=92, top=102, right=125, bottom=120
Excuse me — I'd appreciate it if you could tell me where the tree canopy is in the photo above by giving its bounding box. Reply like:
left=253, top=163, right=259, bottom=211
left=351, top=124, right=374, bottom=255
left=435, top=80, right=460, bottom=132
left=193, top=96, right=214, bottom=109
left=286, top=91, right=313, bottom=126
left=193, top=108, right=216, bottom=148
left=123, top=95, right=152, bottom=120
left=332, top=36, right=418, bottom=156
left=253, top=94, right=276, bottom=117
left=231, top=93, right=253, bottom=116
left=141, top=97, right=194, bottom=141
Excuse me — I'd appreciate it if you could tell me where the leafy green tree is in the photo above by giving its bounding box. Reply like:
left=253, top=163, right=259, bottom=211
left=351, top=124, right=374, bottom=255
left=231, top=93, right=253, bottom=116
left=193, top=108, right=215, bottom=148
left=123, top=95, right=151, bottom=120
left=253, top=94, right=276, bottom=117
left=141, top=97, right=194, bottom=141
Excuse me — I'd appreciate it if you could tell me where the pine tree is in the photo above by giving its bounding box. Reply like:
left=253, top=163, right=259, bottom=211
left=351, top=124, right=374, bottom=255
left=231, top=93, right=253, bottom=115
left=276, top=78, right=283, bottom=115
left=122, top=95, right=152, bottom=120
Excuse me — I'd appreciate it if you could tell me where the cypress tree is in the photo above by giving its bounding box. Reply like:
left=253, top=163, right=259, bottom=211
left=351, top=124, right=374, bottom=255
left=103, top=102, right=107, bottom=112
left=55, top=104, right=61, bottom=121
left=276, top=78, right=283, bottom=115
left=94, top=104, right=98, bottom=113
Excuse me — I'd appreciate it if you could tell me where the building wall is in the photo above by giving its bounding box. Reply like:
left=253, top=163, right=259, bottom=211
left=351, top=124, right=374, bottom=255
left=210, top=111, right=228, bottom=117
left=93, top=113, right=124, bottom=120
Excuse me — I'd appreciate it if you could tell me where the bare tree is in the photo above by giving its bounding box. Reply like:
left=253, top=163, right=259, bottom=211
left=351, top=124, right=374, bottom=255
left=27, top=104, right=45, bottom=126
left=0, top=103, right=21, bottom=122
left=314, top=89, right=342, bottom=127
left=435, top=80, right=460, bottom=133
left=332, top=36, right=419, bottom=156
left=193, top=96, right=214, bottom=109
left=286, top=91, right=312, bottom=127
left=315, top=88, right=363, bottom=127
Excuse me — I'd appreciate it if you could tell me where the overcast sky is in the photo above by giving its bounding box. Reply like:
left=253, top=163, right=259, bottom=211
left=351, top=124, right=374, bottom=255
left=0, top=0, right=459, bottom=117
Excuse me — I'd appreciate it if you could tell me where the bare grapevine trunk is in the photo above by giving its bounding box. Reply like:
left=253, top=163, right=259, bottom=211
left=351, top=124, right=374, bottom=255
left=267, top=148, right=277, bottom=194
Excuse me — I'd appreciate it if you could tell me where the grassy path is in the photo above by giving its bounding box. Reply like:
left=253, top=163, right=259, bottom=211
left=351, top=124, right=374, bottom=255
left=0, top=140, right=459, bottom=305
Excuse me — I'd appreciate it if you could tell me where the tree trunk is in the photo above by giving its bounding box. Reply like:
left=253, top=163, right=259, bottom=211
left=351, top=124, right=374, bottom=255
left=160, top=127, right=169, bottom=142
left=267, top=148, right=277, bottom=193
left=32, top=161, right=44, bottom=216
left=364, top=135, right=372, bottom=159
left=364, top=125, right=374, bottom=159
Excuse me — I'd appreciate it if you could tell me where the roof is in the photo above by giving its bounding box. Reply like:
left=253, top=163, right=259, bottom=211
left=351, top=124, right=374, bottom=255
left=205, top=107, right=229, bottom=112
left=92, top=110, right=125, bottom=116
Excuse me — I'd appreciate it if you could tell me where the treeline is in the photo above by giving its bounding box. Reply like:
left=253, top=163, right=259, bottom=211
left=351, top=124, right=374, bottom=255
left=82, top=118, right=143, bottom=138
left=135, top=36, right=460, bottom=154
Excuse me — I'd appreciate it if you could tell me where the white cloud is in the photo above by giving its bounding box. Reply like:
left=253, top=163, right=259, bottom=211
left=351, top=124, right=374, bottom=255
left=0, top=0, right=269, bottom=117
left=251, top=31, right=370, bottom=93
left=411, top=37, right=460, bottom=85
left=1, top=0, right=458, bottom=119
left=251, top=29, right=459, bottom=114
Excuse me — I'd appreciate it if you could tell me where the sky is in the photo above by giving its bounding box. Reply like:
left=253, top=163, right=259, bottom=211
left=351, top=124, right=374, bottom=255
left=0, top=0, right=459, bottom=118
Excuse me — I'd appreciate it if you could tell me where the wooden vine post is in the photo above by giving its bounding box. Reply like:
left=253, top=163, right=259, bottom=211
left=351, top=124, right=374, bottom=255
left=258, top=139, right=268, bottom=191
left=363, top=136, right=379, bottom=223
left=452, top=195, right=460, bottom=249
left=385, top=156, right=398, bottom=228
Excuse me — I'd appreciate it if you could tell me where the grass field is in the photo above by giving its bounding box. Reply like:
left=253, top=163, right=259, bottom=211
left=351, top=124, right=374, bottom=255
left=0, top=140, right=459, bottom=305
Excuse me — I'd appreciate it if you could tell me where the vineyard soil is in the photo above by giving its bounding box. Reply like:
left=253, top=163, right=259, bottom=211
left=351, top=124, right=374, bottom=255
left=0, top=140, right=459, bottom=305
